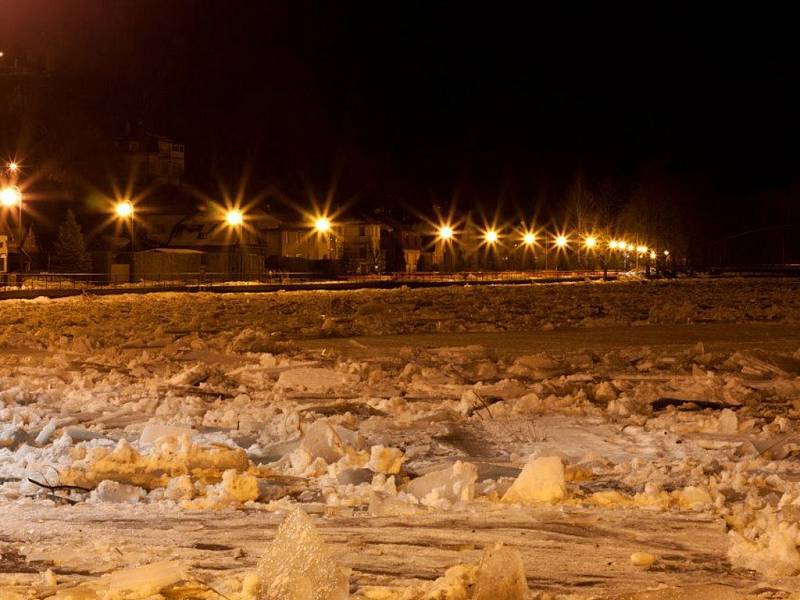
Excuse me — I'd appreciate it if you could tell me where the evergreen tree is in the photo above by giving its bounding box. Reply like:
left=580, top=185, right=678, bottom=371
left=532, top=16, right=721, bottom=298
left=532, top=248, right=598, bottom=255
left=52, top=209, right=92, bottom=272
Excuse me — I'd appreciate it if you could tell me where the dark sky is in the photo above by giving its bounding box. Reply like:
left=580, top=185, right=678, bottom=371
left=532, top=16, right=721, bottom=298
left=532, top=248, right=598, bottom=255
left=2, top=2, right=798, bottom=225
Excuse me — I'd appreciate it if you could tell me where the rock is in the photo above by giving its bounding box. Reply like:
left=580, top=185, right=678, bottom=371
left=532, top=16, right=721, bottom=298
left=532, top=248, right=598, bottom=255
left=630, top=552, right=657, bottom=567
left=257, top=508, right=350, bottom=600
left=502, top=456, right=566, bottom=504
left=406, top=461, right=478, bottom=506
left=473, top=543, right=528, bottom=600
left=90, top=480, right=146, bottom=504
left=301, top=420, right=345, bottom=464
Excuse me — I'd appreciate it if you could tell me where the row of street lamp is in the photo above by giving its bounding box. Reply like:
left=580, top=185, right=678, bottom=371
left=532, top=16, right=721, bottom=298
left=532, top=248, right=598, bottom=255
left=108, top=202, right=669, bottom=261
left=436, top=224, right=669, bottom=259
left=4, top=163, right=669, bottom=264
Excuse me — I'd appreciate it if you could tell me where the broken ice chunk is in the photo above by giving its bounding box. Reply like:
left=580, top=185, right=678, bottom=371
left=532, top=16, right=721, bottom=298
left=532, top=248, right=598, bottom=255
left=257, top=508, right=350, bottom=600
left=675, top=486, right=712, bottom=510
left=90, top=480, right=146, bottom=504
left=64, top=427, right=106, bottom=442
left=594, top=381, right=618, bottom=403
left=169, top=364, right=209, bottom=386
left=164, top=475, right=195, bottom=502
left=630, top=552, right=657, bottom=567
left=105, top=560, right=186, bottom=594
left=473, top=543, right=528, bottom=600
left=728, top=522, right=800, bottom=577
left=139, top=423, right=195, bottom=445
left=301, top=420, right=345, bottom=464
left=190, top=469, right=259, bottom=509
left=368, top=491, right=422, bottom=516
left=508, top=354, right=566, bottom=379
left=366, top=445, right=405, bottom=474
left=277, top=367, right=355, bottom=393
left=337, top=468, right=374, bottom=485
left=406, top=461, right=478, bottom=506
left=0, top=424, right=28, bottom=449
left=717, top=409, right=738, bottom=434
left=34, top=418, right=58, bottom=446
left=502, top=456, right=566, bottom=504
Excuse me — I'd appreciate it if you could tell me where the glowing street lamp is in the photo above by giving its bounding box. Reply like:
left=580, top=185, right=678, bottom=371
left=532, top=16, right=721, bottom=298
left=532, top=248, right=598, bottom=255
left=225, top=209, right=244, bottom=227
left=314, top=216, right=331, bottom=233
left=0, top=185, right=21, bottom=207
left=636, top=245, right=648, bottom=255
left=2, top=185, right=24, bottom=259
left=555, top=234, right=568, bottom=249
left=583, top=235, right=597, bottom=249
left=523, top=232, right=535, bottom=246
left=437, top=225, right=454, bottom=241
left=484, top=229, right=499, bottom=244
left=225, top=209, right=245, bottom=246
left=113, top=200, right=136, bottom=252
left=115, top=200, right=134, bottom=218
left=609, top=240, right=619, bottom=250
left=7, top=161, right=18, bottom=174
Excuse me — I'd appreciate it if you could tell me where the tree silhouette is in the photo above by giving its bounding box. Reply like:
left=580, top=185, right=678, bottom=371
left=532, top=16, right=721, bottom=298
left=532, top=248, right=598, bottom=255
left=52, top=209, right=92, bottom=272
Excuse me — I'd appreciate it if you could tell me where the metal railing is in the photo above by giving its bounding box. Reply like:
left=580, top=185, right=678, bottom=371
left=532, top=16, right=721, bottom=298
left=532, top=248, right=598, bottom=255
left=0, top=269, right=616, bottom=293
left=351, top=269, right=614, bottom=282
left=0, top=271, right=332, bottom=291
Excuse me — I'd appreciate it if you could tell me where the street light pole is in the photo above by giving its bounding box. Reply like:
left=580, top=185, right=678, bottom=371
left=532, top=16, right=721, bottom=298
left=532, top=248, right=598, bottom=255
left=545, top=238, right=549, bottom=271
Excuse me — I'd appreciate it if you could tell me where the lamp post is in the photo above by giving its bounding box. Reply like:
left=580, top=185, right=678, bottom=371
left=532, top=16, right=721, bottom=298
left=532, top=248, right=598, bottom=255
left=313, top=216, right=333, bottom=260
left=115, top=200, right=135, bottom=252
left=437, top=224, right=454, bottom=272
left=1, top=185, right=23, bottom=264
left=225, top=209, right=245, bottom=247
left=554, top=234, right=568, bottom=272
left=522, top=231, right=535, bottom=271
left=483, top=229, right=499, bottom=270
left=583, top=235, right=597, bottom=270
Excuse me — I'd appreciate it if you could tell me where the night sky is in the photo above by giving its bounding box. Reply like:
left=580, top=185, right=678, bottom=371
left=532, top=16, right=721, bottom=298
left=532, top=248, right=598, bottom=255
left=2, top=2, right=798, bottom=254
